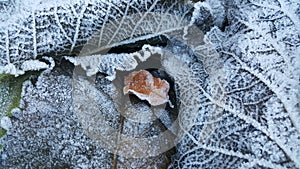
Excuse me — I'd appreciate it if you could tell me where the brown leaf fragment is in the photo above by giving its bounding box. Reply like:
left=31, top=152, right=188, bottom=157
left=123, top=70, right=170, bottom=106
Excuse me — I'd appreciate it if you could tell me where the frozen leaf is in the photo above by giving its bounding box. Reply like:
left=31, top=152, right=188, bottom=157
left=123, top=70, right=170, bottom=106
left=0, top=68, right=113, bottom=168
left=169, top=0, right=300, bottom=168
left=69, top=45, right=163, bottom=80
left=0, top=0, right=195, bottom=76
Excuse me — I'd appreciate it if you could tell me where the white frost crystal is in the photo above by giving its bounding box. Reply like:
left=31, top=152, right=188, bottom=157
left=71, top=45, right=162, bottom=80
left=21, top=60, right=49, bottom=72
left=0, top=63, right=24, bottom=76
left=0, top=117, right=11, bottom=131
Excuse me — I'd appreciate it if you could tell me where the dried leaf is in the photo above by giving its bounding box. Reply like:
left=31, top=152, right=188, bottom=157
left=123, top=70, right=170, bottom=106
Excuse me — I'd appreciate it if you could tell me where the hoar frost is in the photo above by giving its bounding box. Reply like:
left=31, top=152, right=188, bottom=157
left=0, top=0, right=299, bottom=168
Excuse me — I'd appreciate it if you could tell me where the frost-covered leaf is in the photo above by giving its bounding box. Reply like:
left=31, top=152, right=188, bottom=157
left=170, top=0, right=300, bottom=168
left=0, top=0, right=196, bottom=76
left=69, top=45, right=163, bottom=80
left=0, top=69, right=113, bottom=168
